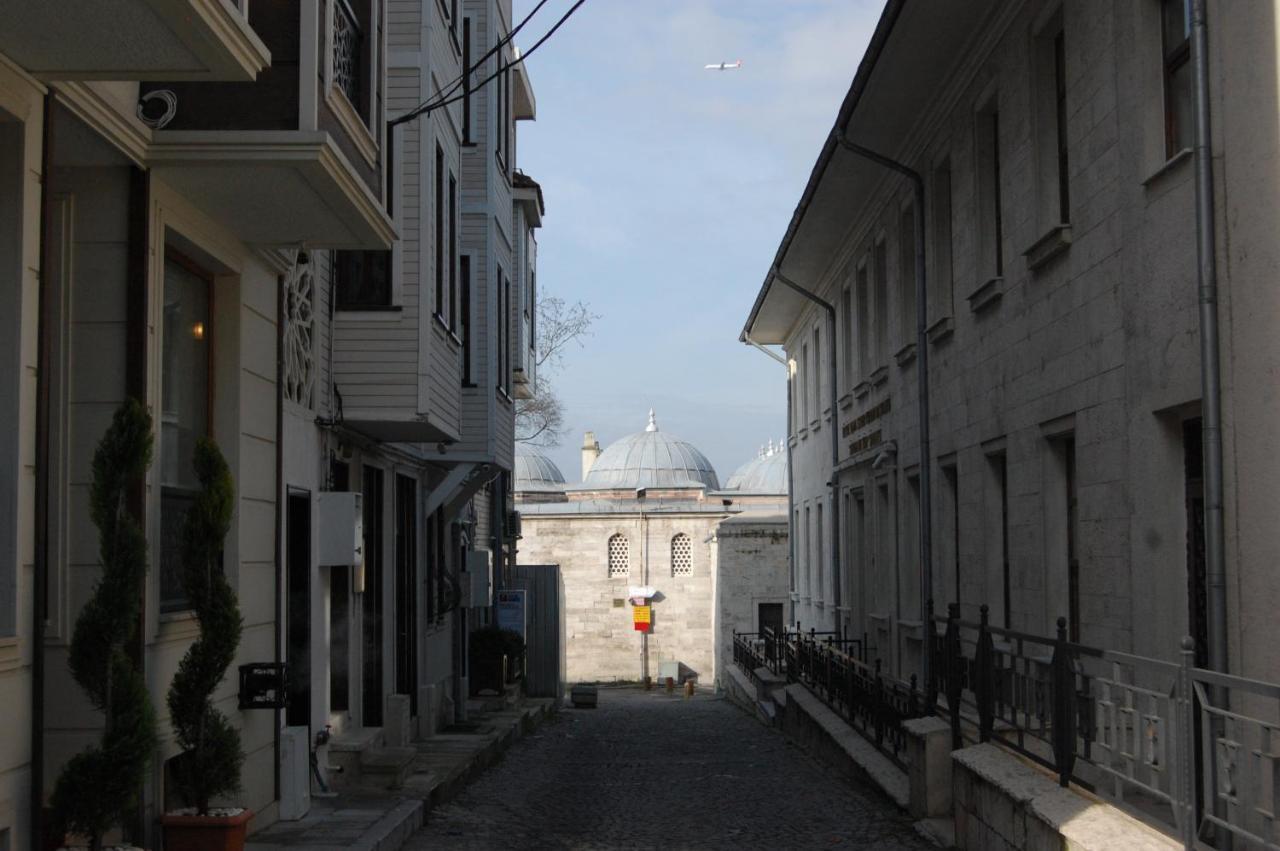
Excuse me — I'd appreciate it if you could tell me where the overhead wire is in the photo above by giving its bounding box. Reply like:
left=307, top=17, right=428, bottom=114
left=391, top=0, right=587, bottom=127
left=426, top=0, right=552, bottom=111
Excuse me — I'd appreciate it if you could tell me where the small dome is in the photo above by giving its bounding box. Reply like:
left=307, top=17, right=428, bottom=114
left=583, top=410, right=719, bottom=490
left=514, top=444, right=566, bottom=492
left=724, top=442, right=788, bottom=494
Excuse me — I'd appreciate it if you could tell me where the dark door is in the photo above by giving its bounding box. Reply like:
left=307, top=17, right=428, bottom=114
left=1184, top=418, right=1209, bottom=667
left=362, top=466, right=385, bottom=726
left=394, top=474, right=418, bottom=715
left=286, top=491, right=311, bottom=727
left=758, top=602, right=784, bottom=638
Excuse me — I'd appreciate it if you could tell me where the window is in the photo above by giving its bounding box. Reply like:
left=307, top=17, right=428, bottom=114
left=504, top=275, right=513, bottom=387
left=840, top=282, right=853, bottom=390
left=1033, top=17, right=1070, bottom=232
left=873, top=239, right=888, bottom=365
left=608, top=534, right=629, bottom=577
left=334, top=250, right=391, bottom=309
left=160, top=253, right=213, bottom=613
left=804, top=505, right=812, bottom=598
left=671, top=533, right=692, bottom=576
left=496, top=265, right=508, bottom=393
left=462, top=18, right=472, bottom=142
left=941, top=462, right=960, bottom=606
left=811, top=325, right=821, bottom=416
left=855, top=261, right=870, bottom=377
left=976, top=103, right=1004, bottom=279
left=435, top=143, right=445, bottom=320
left=449, top=172, right=458, bottom=330
left=898, top=204, right=916, bottom=349
left=930, top=159, right=954, bottom=319
left=800, top=342, right=810, bottom=422
left=495, top=60, right=505, bottom=162
left=815, top=502, right=824, bottom=603
left=460, top=255, right=473, bottom=385
left=986, top=450, right=1010, bottom=627
left=1161, top=0, right=1192, bottom=157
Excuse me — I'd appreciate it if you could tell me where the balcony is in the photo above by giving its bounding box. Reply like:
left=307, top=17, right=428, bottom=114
left=0, top=0, right=269, bottom=81
left=141, top=1, right=393, bottom=249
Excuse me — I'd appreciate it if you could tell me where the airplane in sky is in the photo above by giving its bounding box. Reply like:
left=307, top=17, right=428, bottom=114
left=704, top=60, right=742, bottom=71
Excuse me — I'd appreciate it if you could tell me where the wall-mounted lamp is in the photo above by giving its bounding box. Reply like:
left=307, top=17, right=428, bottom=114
left=191, top=321, right=205, bottom=341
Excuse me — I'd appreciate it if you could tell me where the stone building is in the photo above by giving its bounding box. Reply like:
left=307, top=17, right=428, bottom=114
left=739, top=0, right=1280, bottom=685
left=514, top=413, right=788, bottom=688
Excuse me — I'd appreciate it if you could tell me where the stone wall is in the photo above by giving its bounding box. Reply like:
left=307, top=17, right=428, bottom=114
left=713, top=515, right=790, bottom=682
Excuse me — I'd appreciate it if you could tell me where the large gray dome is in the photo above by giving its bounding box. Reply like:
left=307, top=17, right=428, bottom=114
left=514, top=444, right=566, bottom=492
left=724, top=444, right=788, bottom=494
left=583, top=411, right=719, bottom=490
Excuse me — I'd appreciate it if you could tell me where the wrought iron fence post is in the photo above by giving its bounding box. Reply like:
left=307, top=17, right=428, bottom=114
left=1178, top=636, right=1197, bottom=850
left=945, top=602, right=963, bottom=750
left=976, top=605, right=995, bottom=743
left=874, top=658, right=886, bottom=746
left=1050, top=616, right=1077, bottom=788
left=909, top=674, right=919, bottom=718
left=925, top=598, right=939, bottom=716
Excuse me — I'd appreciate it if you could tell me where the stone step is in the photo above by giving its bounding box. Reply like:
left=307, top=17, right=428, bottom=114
left=359, top=746, right=418, bottom=790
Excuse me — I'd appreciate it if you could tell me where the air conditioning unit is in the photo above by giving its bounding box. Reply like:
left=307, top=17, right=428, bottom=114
left=316, top=491, right=362, bottom=566
left=507, top=510, right=522, bottom=539
left=460, top=549, right=492, bottom=608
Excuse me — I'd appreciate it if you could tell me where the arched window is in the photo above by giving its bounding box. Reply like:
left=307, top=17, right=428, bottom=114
left=608, top=533, right=629, bottom=577
left=671, top=533, right=692, bottom=576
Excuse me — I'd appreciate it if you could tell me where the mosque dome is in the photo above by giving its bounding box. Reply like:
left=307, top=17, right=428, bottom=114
left=582, top=410, right=720, bottom=490
left=514, top=444, right=567, bottom=492
left=723, top=441, right=788, bottom=495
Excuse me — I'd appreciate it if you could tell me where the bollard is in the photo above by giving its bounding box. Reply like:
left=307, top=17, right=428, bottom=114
left=683, top=680, right=694, bottom=699
left=665, top=676, right=674, bottom=694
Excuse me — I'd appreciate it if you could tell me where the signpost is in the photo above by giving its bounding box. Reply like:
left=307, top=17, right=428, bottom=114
left=632, top=604, right=651, bottom=632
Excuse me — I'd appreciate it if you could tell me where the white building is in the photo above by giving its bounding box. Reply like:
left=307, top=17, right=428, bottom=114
left=514, top=413, right=789, bottom=688
left=740, top=0, right=1280, bottom=687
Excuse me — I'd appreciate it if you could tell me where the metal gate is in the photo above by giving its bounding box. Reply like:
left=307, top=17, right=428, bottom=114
left=508, top=563, right=564, bottom=700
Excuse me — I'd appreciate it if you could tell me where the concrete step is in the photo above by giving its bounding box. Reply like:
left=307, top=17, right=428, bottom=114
left=326, top=726, right=385, bottom=788
left=359, top=746, right=418, bottom=790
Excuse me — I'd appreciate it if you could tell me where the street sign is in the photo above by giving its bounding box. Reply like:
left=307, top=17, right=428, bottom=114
left=633, top=604, right=651, bottom=632
left=496, top=589, right=526, bottom=640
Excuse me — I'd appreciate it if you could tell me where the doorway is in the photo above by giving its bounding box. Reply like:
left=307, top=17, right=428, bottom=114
left=394, top=474, right=418, bottom=716
left=1183, top=418, right=1208, bottom=668
left=758, top=602, right=783, bottom=637
left=286, top=491, right=311, bottom=728
left=362, top=466, right=385, bottom=726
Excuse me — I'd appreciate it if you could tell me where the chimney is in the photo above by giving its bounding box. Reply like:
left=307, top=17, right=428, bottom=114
left=581, top=431, right=601, bottom=480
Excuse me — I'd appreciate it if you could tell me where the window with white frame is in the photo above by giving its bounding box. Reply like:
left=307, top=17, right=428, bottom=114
left=671, top=533, right=692, bottom=576
left=1161, top=0, right=1192, bottom=158
left=608, top=533, right=629, bottom=577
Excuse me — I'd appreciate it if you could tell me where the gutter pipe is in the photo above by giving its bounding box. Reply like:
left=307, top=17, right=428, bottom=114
left=771, top=271, right=842, bottom=632
left=833, top=128, right=933, bottom=698
left=1190, top=0, right=1227, bottom=681
left=743, top=333, right=795, bottom=622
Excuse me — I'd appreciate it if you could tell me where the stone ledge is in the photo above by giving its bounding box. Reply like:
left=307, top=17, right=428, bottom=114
left=785, top=684, right=909, bottom=808
left=952, top=743, right=1180, bottom=851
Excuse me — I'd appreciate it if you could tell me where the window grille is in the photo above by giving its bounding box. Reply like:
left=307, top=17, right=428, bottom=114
left=608, top=534, right=629, bottom=577
left=671, top=534, right=692, bottom=576
left=333, top=0, right=363, bottom=110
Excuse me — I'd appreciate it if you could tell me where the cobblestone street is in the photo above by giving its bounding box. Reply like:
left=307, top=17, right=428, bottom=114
left=406, top=688, right=932, bottom=850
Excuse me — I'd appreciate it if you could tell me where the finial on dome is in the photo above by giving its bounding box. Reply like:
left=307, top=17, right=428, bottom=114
left=767, top=439, right=775, bottom=456
left=645, top=409, right=658, bottom=432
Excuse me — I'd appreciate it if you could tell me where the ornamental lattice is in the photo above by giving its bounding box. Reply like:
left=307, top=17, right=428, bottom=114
left=283, top=258, right=315, bottom=409
left=333, top=0, right=362, bottom=108
left=671, top=533, right=692, bottom=576
left=608, top=534, right=629, bottom=578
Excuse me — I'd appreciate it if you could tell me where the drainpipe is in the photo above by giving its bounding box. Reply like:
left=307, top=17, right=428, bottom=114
left=743, top=333, right=793, bottom=622
left=833, top=128, right=932, bottom=693
left=1190, top=0, right=1226, bottom=681
left=770, top=271, right=841, bottom=634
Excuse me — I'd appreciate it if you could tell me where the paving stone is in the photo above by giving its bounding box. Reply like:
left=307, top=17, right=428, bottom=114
left=406, top=688, right=930, bottom=850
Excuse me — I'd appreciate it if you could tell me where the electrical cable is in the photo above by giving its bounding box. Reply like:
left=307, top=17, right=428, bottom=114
left=391, top=0, right=586, bottom=127
left=431, top=0, right=551, bottom=111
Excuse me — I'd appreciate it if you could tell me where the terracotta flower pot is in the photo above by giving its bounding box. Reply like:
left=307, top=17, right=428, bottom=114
left=160, top=808, right=252, bottom=851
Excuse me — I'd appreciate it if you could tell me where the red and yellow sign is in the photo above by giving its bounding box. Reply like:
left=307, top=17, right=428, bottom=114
left=632, top=604, right=652, bottom=632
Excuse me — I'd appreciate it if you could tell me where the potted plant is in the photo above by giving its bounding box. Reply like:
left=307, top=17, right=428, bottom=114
left=469, top=626, right=525, bottom=694
left=160, top=439, right=251, bottom=851
left=50, top=399, right=157, bottom=851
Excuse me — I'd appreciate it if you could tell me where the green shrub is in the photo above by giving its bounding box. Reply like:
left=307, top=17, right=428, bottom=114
left=165, top=438, right=243, bottom=814
left=51, top=399, right=157, bottom=850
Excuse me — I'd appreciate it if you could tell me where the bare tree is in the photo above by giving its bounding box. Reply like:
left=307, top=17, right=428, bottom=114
left=516, top=295, right=597, bottom=447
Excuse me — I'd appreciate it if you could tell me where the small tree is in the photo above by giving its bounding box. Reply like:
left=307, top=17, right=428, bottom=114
left=166, top=437, right=243, bottom=814
left=51, top=399, right=156, bottom=851
left=515, top=295, right=598, bottom=448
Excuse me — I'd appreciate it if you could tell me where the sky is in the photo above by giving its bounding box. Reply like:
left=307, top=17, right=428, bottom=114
left=513, top=0, right=878, bottom=483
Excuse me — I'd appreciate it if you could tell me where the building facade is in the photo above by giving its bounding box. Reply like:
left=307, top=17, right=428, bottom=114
left=514, top=414, right=789, bottom=688
left=0, top=0, right=545, bottom=846
left=741, top=0, right=1280, bottom=685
